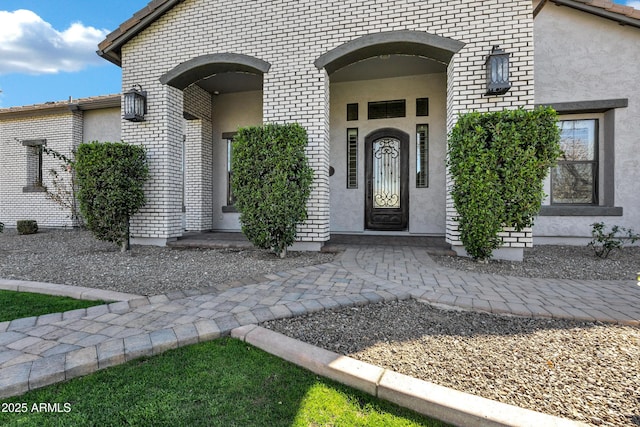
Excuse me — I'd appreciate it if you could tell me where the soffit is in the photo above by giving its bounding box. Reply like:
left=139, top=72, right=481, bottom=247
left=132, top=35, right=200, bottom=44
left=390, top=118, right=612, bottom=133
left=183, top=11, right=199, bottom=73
left=548, top=0, right=640, bottom=28
left=0, top=95, right=121, bottom=120
left=331, top=55, right=447, bottom=83
left=97, top=0, right=185, bottom=66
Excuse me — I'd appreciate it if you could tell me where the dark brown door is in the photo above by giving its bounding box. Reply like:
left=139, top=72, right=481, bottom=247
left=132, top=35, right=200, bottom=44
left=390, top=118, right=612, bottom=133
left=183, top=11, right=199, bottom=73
left=365, top=128, right=409, bottom=230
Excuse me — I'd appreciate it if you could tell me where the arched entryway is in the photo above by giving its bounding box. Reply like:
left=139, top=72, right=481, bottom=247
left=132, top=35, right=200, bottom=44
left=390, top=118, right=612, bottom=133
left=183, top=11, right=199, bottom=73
left=159, top=53, right=270, bottom=232
left=315, top=30, right=463, bottom=235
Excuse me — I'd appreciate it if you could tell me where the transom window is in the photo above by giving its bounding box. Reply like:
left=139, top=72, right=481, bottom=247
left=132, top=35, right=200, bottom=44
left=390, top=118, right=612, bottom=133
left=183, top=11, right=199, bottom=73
left=368, top=100, right=406, bottom=120
left=551, top=119, right=598, bottom=205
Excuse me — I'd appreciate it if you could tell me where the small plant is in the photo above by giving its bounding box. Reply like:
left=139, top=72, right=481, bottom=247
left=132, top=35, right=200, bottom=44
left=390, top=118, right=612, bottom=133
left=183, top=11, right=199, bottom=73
left=17, top=220, right=38, bottom=235
left=588, top=222, right=639, bottom=258
left=0, top=221, right=4, bottom=233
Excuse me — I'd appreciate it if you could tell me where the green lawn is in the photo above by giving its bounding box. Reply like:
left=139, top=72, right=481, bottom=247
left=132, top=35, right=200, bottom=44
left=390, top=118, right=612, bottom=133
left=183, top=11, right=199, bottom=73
left=0, top=290, right=105, bottom=322
left=0, top=338, right=449, bottom=427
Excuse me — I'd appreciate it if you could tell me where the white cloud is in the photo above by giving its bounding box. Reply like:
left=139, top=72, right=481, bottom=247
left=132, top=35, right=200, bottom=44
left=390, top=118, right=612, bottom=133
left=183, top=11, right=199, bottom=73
left=0, top=9, right=109, bottom=75
left=626, top=1, right=640, bottom=9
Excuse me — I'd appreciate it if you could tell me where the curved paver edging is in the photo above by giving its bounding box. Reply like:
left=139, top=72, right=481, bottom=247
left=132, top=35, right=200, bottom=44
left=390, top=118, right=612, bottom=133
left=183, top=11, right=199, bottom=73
left=0, top=279, right=142, bottom=302
left=232, top=324, right=588, bottom=427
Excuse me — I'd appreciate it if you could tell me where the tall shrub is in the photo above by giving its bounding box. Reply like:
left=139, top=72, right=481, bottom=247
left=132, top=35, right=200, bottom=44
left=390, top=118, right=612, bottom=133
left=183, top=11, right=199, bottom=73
left=74, top=142, right=149, bottom=251
left=231, top=123, right=314, bottom=257
left=448, top=107, right=562, bottom=260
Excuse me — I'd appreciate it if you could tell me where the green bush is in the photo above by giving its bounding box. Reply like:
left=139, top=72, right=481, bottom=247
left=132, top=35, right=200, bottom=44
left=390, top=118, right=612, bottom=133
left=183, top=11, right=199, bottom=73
left=74, top=142, right=149, bottom=251
left=17, top=220, right=38, bottom=235
left=0, top=222, right=4, bottom=233
left=448, top=107, right=562, bottom=260
left=231, top=123, right=314, bottom=257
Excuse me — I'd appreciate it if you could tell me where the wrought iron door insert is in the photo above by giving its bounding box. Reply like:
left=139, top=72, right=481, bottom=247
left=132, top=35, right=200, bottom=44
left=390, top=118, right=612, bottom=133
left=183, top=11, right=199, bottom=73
left=365, top=128, right=409, bottom=230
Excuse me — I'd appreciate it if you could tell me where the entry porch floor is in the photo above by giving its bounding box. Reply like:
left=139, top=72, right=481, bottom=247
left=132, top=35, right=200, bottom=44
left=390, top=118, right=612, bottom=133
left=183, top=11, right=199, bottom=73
left=168, top=231, right=454, bottom=255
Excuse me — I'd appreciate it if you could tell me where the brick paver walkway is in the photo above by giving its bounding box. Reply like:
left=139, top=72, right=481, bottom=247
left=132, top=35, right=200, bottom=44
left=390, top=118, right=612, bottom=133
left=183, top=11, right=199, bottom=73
left=1, top=245, right=639, bottom=398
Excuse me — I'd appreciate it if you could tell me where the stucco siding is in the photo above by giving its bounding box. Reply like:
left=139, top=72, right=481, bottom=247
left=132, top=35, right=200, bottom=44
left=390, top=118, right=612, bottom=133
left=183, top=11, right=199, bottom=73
left=330, top=74, right=447, bottom=235
left=83, top=108, right=122, bottom=143
left=534, top=5, right=640, bottom=241
left=211, top=90, right=263, bottom=231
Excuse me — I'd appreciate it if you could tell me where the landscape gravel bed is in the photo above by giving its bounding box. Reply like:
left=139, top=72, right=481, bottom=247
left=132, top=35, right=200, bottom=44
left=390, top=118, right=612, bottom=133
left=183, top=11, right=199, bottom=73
left=1, top=228, right=639, bottom=426
left=0, top=229, right=335, bottom=296
left=432, top=244, right=640, bottom=281
left=264, top=300, right=640, bottom=427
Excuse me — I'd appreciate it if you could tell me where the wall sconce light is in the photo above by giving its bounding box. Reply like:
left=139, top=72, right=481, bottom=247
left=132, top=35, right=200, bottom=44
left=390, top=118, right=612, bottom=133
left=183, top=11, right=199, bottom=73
left=123, top=84, right=147, bottom=122
left=485, top=46, right=511, bottom=96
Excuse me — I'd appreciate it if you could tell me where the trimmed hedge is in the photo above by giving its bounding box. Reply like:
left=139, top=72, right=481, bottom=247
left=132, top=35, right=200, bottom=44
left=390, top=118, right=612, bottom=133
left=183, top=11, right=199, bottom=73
left=447, top=107, right=561, bottom=260
left=231, top=123, right=314, bottom=257
left=74, top=142, right=149, bottom=251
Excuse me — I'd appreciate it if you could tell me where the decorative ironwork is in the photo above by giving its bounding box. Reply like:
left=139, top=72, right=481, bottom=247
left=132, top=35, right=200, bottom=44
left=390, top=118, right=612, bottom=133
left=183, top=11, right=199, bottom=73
left=372, top=137, right=401, bottom=208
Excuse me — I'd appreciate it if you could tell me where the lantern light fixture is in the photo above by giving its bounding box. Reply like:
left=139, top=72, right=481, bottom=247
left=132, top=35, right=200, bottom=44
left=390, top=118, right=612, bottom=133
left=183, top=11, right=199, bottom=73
left=485, top=45, right=511, bottom=96
left=123, top=84, right=147, bottom=122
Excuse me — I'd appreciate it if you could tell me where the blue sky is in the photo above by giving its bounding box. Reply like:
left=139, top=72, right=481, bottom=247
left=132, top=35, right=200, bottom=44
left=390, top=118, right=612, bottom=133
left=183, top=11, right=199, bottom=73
left=0, top=0, right=147, bottom=107
left=0, top=0, right=638, bottom=108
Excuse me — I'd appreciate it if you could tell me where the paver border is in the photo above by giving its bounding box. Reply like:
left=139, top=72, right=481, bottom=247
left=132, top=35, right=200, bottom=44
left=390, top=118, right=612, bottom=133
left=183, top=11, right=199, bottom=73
left=0, top=279, right=142, bottom=302
left=232, top=325, right=588, bottom=427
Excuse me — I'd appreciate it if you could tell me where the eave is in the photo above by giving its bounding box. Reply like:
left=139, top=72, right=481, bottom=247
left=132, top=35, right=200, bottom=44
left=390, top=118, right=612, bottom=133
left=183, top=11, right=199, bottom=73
left=97, top=0, right=186, bottom=67
left=549, top=0, right=640, bottom=28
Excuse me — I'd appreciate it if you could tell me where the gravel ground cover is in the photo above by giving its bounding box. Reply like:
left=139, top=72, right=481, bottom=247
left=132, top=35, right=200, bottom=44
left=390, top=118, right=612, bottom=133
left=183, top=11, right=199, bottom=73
left=432, top=244, right=640, bottom=281
left=1, top=228, right=639, bottom=426
left=0, top=229, right=335, bottom=296
left=264, top=300, right=640, bottom=427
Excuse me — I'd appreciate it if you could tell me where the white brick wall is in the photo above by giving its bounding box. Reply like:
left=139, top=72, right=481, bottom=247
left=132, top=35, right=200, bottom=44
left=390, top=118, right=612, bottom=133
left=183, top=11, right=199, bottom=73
left=118, top=0, right=535, bottom=247
left=0, top=111, right=82, bottom=228
left=184, top=85, right=213, bottom=231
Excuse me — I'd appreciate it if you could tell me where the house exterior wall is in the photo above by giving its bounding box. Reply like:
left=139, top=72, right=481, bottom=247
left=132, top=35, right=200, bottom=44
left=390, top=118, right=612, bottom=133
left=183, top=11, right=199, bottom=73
left=183, top=84, right=214, bottom=231
left=211, top=90, right=263, bottom=231
left=534, top=5, right=640, bottom=242
left=83, top=108, right=121, bottom=143
left=330, top=73, right=447, bottom=235
left=118, top=0, right=536, bottom=249
left=0, top=111, right=82, bottom=228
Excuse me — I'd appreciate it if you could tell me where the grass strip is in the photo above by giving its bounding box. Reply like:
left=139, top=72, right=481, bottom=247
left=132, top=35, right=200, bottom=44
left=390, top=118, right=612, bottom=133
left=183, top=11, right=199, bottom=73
left=0, top=290, right=105, bottom=322
left=0, top=337, right=449, bottom=427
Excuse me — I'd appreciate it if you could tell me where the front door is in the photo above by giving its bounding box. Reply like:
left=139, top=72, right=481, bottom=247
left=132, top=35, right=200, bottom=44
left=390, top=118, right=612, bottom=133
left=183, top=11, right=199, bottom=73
left=365, top=128, right=409, bottom=230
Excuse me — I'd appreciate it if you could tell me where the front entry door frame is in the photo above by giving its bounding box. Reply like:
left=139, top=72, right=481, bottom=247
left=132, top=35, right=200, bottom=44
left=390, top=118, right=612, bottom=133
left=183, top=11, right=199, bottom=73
left=365, top=128, right=409, bottom=230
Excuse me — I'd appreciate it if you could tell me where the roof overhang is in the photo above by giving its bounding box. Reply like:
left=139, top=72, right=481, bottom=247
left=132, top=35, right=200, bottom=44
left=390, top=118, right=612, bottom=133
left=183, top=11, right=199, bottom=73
left=97, top=0, right=186, bottom=66
left=549, top=0, right=640, bottom=28
left=0, top=95, right=121, bottom=120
